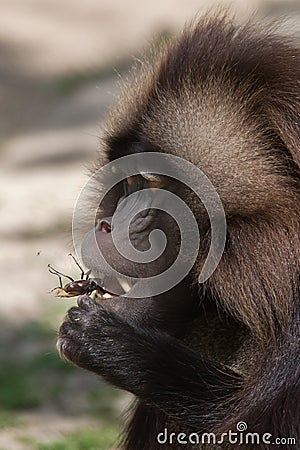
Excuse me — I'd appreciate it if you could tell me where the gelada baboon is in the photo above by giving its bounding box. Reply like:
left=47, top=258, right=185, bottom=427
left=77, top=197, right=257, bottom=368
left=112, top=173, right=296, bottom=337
left=57, top=13, right=300, bottom=450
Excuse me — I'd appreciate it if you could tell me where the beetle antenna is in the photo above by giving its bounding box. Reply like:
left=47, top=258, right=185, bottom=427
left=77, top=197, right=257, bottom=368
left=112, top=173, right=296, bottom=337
left=48, top=264, right=74, bottom=282
left=68, top=253, right=85, bottom=279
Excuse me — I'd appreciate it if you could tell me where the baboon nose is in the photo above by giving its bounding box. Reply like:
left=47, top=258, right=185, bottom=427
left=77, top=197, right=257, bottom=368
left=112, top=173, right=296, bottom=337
left=97, top=217, right=112, bottom=233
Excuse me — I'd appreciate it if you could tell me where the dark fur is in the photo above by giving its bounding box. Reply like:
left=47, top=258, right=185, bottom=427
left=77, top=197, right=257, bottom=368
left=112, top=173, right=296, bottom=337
left=58, top=14, right=300, bottom=449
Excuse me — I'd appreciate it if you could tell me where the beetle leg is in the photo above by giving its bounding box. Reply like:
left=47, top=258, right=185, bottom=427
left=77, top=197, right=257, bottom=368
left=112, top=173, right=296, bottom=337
left=85, top=269, right=91, bottom=280
left=50, top=285, right=61, bottom=293
left=54, top=289, right=75, bottom=298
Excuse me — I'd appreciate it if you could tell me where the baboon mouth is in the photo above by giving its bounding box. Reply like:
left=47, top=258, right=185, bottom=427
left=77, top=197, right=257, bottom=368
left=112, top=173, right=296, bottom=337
left=92, top=272, right=134, bottom=299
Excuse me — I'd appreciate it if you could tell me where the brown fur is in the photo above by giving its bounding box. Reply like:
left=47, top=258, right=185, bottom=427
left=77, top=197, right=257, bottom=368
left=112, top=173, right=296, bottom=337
left=104, top=14, right=300, bottom=448
left=61, top=13, right=300, bottom=450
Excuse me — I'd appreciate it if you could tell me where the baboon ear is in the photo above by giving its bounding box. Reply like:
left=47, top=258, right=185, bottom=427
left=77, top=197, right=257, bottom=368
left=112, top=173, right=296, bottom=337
left=270, top=94, right=300, bottom=167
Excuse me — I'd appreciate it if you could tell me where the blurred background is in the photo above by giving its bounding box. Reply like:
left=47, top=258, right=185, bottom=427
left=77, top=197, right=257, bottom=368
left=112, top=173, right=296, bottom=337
left=0, top=1, right=299, bottom=449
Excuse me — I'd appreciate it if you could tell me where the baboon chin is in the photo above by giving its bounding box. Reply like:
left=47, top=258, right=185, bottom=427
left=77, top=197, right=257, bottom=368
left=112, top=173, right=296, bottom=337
left=58, top=13, right=300, bottom=450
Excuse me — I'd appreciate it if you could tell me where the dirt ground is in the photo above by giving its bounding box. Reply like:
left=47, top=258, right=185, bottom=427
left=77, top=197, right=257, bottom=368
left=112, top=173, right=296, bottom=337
left=0, top=1, right=299, bottom=449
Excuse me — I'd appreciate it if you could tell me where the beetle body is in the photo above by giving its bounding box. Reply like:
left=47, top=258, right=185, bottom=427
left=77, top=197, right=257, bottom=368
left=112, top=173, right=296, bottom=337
left=54, top=279, right=102, bottom=298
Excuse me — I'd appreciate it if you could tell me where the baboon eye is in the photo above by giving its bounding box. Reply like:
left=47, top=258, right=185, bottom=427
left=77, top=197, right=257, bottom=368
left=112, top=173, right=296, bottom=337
left=123, top=175, right=142, bottom=195
left=126, top=176, right=137, bottom=187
